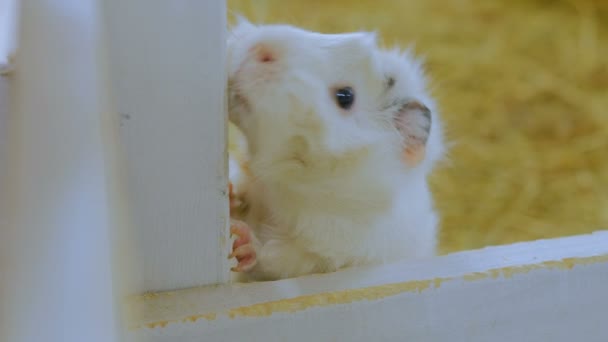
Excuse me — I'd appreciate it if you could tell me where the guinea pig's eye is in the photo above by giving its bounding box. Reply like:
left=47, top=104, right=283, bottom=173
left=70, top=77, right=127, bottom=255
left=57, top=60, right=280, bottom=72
left=334, top=87, right=355, bottom=110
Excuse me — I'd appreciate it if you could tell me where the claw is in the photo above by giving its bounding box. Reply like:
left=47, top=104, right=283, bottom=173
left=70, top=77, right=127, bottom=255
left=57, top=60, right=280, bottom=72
left=230, top=244, right=256, bottom=259
left=231, top=264, right=255, bottom=272
left=228, top=220, right=257, bottom=272
left=229, top=245, right=257, bottom=272
left=229, top=244, right=257, bottom=272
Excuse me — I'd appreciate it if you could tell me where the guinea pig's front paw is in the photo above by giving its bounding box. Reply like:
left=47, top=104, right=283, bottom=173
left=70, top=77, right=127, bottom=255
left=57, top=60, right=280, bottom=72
left=228, top=182, right=240, bottom=213
left=229, top=182, right=249, bottom=218
left=229, top=219, right=257, bottom=272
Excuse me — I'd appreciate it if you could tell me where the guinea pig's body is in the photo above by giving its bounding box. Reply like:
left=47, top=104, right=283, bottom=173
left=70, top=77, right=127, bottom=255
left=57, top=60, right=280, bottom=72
left=227, top=19, right=445, bottom=282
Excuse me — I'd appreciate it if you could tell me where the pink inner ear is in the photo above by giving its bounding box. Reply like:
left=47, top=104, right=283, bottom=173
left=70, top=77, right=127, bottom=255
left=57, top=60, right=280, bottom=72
left=403, top=144, right=426, bottom=167
left=250, top=43, right=276, bottom=63
left=394, top=101, right=432, bottom=168
left=260, top=53, right=274, bottom=63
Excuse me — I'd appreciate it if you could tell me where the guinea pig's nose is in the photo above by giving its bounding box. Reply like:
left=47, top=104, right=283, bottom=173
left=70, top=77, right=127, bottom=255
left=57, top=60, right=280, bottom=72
left=249, top=43, right=276, bottom=63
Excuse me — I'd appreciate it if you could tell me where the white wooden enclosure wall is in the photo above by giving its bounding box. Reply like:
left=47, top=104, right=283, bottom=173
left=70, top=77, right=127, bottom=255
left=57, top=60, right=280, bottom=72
left=1, top=1, right=608, bottom=342
left=0, top=0, right=14, bottom=336
left=1, top=0, right=123, bottom=341
left=101, top=0, right=230, bottom=293
left=0, top=0, right=13, bottom=229
left=128, top=232, right=608, bottom=342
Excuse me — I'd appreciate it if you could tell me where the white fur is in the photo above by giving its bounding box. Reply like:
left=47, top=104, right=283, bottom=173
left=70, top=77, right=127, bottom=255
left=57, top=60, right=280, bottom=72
left=228, top=19, right=445, bottom=281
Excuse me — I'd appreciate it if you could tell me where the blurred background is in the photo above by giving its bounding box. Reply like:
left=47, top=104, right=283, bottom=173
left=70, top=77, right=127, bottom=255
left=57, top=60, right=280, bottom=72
left=227, top=0, right=608, bottom=254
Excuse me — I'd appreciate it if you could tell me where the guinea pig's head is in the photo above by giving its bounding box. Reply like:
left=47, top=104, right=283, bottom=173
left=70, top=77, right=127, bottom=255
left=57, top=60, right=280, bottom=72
left=227, top=19, right=443, bottom=175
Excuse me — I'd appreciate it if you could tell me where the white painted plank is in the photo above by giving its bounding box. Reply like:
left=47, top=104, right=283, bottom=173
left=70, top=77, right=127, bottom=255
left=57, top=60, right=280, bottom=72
left=0, top=55, right=10, bottom=342
left=0, top=0, right=17, bottom=73
left=0, top=0, right=12, bottom=332
left=1, top=1, right=122, bottom=342
left=0, top=76, right=9, bottom=230
left=0, top=0, right=17, bottom=211
left=127, top=231, right=608, bottom=342
left=100, top=0, right=230, bottom=292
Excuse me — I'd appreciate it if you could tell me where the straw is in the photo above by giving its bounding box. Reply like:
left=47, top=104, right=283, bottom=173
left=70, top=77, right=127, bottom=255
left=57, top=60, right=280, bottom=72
left=227, top=0, right=608, bottom=253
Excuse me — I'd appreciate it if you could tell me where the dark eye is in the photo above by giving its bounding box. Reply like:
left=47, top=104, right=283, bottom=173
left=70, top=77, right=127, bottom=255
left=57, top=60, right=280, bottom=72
left=335, top=87, right=355, bottom=110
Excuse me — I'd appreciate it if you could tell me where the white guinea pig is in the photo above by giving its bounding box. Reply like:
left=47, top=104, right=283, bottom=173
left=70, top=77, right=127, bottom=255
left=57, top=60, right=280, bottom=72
left=227, top=17, right=445, bottom=282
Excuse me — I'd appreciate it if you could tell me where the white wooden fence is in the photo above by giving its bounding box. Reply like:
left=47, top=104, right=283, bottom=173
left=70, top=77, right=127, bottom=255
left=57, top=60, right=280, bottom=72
left=1, top=1, right=607, bottom=342
left=1, top=1, right=122, bottom=342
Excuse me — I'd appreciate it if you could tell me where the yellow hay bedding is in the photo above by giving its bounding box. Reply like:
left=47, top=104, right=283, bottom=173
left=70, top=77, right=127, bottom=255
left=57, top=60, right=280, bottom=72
left=227, top=0, right=608, bottom=253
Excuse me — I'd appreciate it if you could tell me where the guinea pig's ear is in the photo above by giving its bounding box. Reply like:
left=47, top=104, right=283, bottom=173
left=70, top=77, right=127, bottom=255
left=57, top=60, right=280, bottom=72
left=324, top=31, right=377, bottom=60
left=394, top=100, right=432, bottom=167
left=346, top=31, right=377, bottom=51
left=228, top=15, right=256, bottom=49
left=229, top=14, right=255, bottom=35
left=234, top=15, right=254, bottom=28
left=353, top=31, right=377, bottom=48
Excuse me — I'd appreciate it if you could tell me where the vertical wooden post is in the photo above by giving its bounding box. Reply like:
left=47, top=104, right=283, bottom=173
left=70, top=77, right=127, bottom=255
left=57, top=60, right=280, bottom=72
left=0, top=0, right=17, bottom=203
left=0, top=0, right=17, bottom=74
left=101, top=0, right=230, bottom=292
left=2, top=0, right=122, bottom=341
left=0, top=1, right=16, bottom=338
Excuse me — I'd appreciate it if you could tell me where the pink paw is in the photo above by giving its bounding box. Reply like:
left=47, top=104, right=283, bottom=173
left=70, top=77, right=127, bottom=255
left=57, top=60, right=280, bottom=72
left=229, top=220, right=257, bottom=272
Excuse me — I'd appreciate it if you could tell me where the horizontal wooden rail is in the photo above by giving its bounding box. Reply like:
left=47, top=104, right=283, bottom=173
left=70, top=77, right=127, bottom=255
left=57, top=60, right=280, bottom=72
left=128, top=231, right=608, bottom=342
